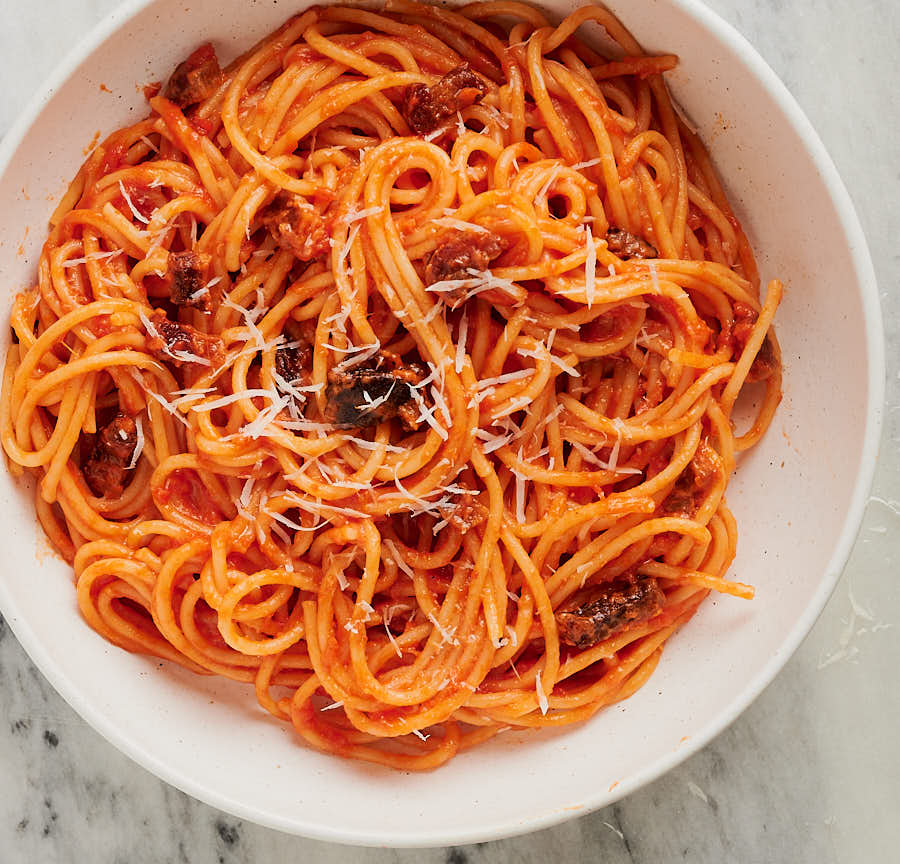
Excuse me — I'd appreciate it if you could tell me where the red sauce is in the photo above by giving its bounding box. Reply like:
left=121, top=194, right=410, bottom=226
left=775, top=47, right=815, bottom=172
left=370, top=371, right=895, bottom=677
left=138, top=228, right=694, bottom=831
left=156, top=469, right=223, bottom=525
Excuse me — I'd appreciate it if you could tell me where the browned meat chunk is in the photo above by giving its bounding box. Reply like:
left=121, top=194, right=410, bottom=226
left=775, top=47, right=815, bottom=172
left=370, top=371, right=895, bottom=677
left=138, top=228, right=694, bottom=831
left=606, top=227, right=658, bottom=260
left=164, top=44, right=222, bottom=108
left=424, top=229, right=522, bottom=308
left=402, top=64, right=487, bottom=134
left=261, top=192, right=330, bottom=261
left=555, top=576, right=665, bottom=649
left=274, top=319, right=313, bottom=395
left=275, top=341, right=312, bottom=383
left=325, top=353, right=425, bottom=430
left=168, top=250, right=212, bottom=310
left=145, top=308, right=225, bottom=367
left=662, top=438, right=721, bottom=517
left=425, top=230, right=505, bottom=284
left=83, top=413, right=138, bottom=498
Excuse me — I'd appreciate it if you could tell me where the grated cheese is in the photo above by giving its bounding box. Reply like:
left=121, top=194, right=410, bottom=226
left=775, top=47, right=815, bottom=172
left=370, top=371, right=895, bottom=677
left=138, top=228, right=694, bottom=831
left=483, top=104, right=510, bottom=129
left=344, top=436, right=406, bottom=454
left=408, top=387, right=448, bottom=441
left=118, top=181, right=150, bottom=224
left=535, top=670, right=549, bottom=715
left=427, top=612, right=460, bottom=646
left=384, top=620, right=403, bottom=658
left=430, top=384, right=451, bottom=428
left=584, top=228, right=597, bottom=309
left=474, top=428, right=512, bottom=454
left=337, top=223, right=360, bottom=273
left=341, top=205, right=384, bottom=225
left=433, top=217, right=489, bottom=234
left=537, top=164, right=562, bottom=202
left=126, top=416, right=144, bottom=470
left=192, top=388, right=282, bottom=412
left=492, top=396, right=531, bottom=420
left=513, top=457, right=527, bottom=524
left=384, top=539, right=415, bottom=578
left=477, top=369, right=533, bottom=389
left=221, top=295, right=265, bottom=350
left=144, top=389, right=191, bottom=428
left=284, top=492, right=371, bottom=521
left=571, top=157, right=602, bottom=170
left=62, top=249, right=123, bottom=268
left=648, top=259, right=661, bottom=293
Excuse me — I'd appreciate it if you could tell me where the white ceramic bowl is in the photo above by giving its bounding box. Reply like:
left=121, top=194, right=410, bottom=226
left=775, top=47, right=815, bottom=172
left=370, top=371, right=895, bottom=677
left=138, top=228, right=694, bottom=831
left=0, top=0, right=883, bottom=847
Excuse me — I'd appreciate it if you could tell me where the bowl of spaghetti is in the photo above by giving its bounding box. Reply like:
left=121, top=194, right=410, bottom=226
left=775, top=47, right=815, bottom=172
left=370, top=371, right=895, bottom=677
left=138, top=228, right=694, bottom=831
left=0, top=0, right=882, bottom=847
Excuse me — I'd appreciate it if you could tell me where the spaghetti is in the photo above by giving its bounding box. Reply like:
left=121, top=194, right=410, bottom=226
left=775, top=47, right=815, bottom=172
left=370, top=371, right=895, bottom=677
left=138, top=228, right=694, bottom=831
left=1, top=1, right=782, bottom=770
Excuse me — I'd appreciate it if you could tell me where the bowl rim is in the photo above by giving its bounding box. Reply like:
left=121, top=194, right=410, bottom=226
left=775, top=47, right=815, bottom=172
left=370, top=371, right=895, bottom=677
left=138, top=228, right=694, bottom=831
left=0, top=0, right=885, bottom=847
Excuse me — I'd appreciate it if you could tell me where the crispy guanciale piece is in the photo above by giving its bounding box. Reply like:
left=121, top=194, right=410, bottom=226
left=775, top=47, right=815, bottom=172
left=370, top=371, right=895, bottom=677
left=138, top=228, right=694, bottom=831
left=145, top=308, right=225, bottom=367
left=325, top=353, right=425, bottom=430
left=167, top=250, right=212, bottom=310
left=555, top=576, right=665, bottom=649
left=275, top=340, right=312, bottom=383
left=424, top=229, right=516, bottom=308
left=164, top=43, right=222, bottom=107
left=402, top=64, right=487, bottom=134
left=83, top=413, right=138, bottom=498
left=662, top=438, right=721, bottom=517
left=425, top=230, right=505, bottom=285
left=605, top=226, right=658, bottom=260
left=261, top=192, right=330, bottom=261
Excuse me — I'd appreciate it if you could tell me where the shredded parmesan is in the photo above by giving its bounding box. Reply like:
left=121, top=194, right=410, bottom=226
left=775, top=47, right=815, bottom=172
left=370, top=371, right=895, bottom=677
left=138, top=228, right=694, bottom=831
left=584, top=228, right=597, bottom=309
left=535, top=670, right=549, bottom=715
left=337, top=223, right=360, bottom=272
left=221, top=295, right=265, bottom=350
left=341, top=205, right=384, bottom=225
left=648, top=259, right=661, bottom=293
left=537, top=164, right=562, bottom=202
left=384, top=539, right=415, bottom=578
left=427, top=612, right=460, bottom=646
left=126, top=416, right=144, bottom=469
left=192, top=388, right=281, bottom=412
left=513, top=458, right=527, bottom=524
left=571, top=157, right=602, bottom=170
left=478, top=369, right=533, bottom=389
left=433, top=217, right=489, bottom=234
left=144, top=389, right=191, bottom=428
left=62, top=249, right=123, bottom=268
left=118, top=181, right=150, bottom=224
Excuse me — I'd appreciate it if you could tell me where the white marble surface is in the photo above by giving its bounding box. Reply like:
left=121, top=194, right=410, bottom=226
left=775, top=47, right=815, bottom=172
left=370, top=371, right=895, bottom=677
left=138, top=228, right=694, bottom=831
left=1, top=0, right=898, bottom=860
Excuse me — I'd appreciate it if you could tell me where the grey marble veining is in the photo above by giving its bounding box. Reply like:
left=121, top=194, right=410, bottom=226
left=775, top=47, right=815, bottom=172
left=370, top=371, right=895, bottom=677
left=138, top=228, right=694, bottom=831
left=1, top=0, right=898, bottom=861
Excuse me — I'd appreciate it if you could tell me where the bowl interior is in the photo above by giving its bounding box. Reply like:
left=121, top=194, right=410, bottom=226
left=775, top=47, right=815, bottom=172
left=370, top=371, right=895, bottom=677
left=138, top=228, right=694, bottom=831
left=0, top=0, right=880, bottom=846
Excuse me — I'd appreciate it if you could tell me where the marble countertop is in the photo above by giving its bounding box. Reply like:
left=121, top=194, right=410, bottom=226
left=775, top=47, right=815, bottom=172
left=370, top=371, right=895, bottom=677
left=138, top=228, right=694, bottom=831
left=1, top=1, right=897, bottom=861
